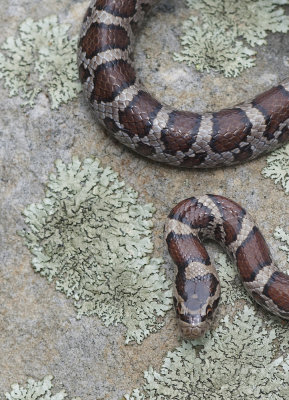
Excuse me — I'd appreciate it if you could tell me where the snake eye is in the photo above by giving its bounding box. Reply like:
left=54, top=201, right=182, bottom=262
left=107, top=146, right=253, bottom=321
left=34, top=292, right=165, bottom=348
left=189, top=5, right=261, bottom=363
left=206, top=307, right=213, bottom=317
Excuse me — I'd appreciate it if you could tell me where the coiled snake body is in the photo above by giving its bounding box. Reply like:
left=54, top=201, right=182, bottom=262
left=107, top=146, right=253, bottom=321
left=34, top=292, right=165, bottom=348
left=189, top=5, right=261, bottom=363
left=78, top=0, right=289, bottom=337
left=78, top=0, right=289, bottom=168
left=166, top=195, right=289, bottom=338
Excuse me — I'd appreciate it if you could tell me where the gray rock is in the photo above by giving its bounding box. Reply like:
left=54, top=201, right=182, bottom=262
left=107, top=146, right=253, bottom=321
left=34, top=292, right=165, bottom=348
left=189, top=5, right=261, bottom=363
left=1, top=0, right=289, bottom=399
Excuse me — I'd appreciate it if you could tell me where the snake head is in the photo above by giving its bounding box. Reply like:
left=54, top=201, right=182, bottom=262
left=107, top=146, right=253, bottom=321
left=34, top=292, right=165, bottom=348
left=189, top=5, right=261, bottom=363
left=174, top=295, right=220, bottom=339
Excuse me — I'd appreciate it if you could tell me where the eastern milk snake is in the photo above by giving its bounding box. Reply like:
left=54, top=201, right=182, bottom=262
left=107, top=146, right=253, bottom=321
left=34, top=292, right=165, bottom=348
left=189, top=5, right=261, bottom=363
left=78, top=0, right=289, bottom=337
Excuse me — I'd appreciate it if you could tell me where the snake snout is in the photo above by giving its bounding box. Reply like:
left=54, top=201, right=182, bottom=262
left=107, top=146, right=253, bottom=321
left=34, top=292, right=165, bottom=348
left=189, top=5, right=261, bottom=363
left=177, top=315, right=213, bottom=339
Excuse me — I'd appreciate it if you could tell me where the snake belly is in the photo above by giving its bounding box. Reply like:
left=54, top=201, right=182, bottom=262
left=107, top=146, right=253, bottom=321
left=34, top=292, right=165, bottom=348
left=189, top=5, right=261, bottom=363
left=165, top=195, right=289, bottom=338
left=78, top=0, right=289, bottom=168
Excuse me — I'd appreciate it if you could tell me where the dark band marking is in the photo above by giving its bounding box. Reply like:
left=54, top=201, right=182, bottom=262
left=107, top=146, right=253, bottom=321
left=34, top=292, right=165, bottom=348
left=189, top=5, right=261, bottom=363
left=161, top=111, right=202, bottom=154
left=277, top=124, right=289, bottom=144
left=168, top=197, right=214, bottom=229
left=140, top=3, right=151, bottom=13
left=236, top=226, right=272, bottom=282
left=94, top=0, right=137, bottom=18
left=210, top=108, right=252, bottom=153
left=166, top=232, right=210, bottom=269
left=83, top=6, right=93, bottom=22
left=90, top=60, right=136, bottom=103
left=208, top=194, right=246, bottom=246
left=180, top=152, right=207, bottom=167
left=80, top=23, right=130, bottom=59
left=252, top=85, right=289, bottom=140
left=119, top=90, right=162, bottom=138
left=214, top=224, right=223, bottom=243
left=263, top=271, right=289, bottom=312
left=233, top=143, right=253, bottom=162
left=79, top=64, right=91, bottom=84
left=130, top=20, right=138, bottom=35
left=135, top=142, right=156, bottom=156
left=103, top=117, right=120, bottom=133
left=251, top=290, right=266, bottom=307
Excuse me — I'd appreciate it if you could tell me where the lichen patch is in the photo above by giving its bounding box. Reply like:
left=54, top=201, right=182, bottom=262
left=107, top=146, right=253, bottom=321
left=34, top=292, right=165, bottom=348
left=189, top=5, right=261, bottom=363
left=4, top=376, right=80, bottom=400
left=20, top=157, right=172, bottom=344
left=125, top=306, right=289, bottom=399
left=174, top=0, right=289, bottom=77
left=262, top=143, right=289, bottom=194
left=0, top=16, right=81, bottom=109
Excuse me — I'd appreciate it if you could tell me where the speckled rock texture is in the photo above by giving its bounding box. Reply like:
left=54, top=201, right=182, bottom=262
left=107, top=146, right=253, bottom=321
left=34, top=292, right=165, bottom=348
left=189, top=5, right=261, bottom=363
left=1, top=0, right=289, bottom=399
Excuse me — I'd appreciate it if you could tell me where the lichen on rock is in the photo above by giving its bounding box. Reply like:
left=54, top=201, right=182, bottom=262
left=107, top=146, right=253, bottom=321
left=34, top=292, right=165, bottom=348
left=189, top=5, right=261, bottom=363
left=125, top=306, right=289, bottom=399
left=4, top=376, right=80, bottom=400
left=0, top=16, right=81, bottom=109
left=20, top=157, right=172, bottom=344
left=262, top=143, right=289, bottom=194
left=174, top=0, right=289, bottom=77
left=273, top=226, right=289, bottom=263
left=215, top=253, right=250, bottom=305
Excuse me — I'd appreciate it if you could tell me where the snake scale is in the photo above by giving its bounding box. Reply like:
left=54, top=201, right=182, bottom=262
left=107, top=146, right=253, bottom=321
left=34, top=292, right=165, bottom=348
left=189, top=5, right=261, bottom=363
left=78, top=0, right=289, bottom=337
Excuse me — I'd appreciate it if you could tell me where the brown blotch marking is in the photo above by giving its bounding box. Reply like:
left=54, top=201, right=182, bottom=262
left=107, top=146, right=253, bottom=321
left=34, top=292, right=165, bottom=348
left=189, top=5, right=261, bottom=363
left=236, top=227, right=272, bottom=282
left=176, top=273, right=219, bottom=311
left=94, top=0, right=137, bottom=18
left=263, top=271, right=289, bottom=312
left=161, top=111, right=202, bottom=154
left=210, top=108, right=252, bottom=153
left=130, top=20, right=138, bottom=35
left=168, top=197, right=214, bottom=229
left=277, top=124, right=289, bottom=144
left=90, top=60, right=136, bottom=103
left=119, top=90, right=162, bottom=138
left=83, top=6, right=93, bottom=22
left=180, top=152, right=207, bottom=168
left=208, top=194, right=245, bottom=246
left=79, top=23, right=130, bottom=59
left=81, top=6, right=93, bottom=25
left=103, top=117, right=119, bottom=133
left=214, top=224, right=223, bottom=243
left=233, top=143, right=253, bottom=162
left=135, top=142, right=156, bottom=156
left=141, top=3, right=151, bottom=13
left=166, top=232, right=210, bottom=270
left=79, top=64, right=91, bottom=84
left=251, top=290, right=266, bottom=307
left=252, top=85, right=289, bottom=140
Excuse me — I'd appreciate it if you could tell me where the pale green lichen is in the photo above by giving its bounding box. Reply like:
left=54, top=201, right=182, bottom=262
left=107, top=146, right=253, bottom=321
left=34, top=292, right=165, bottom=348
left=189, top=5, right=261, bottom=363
left=215, top=253, right=251, bottom=305
left=4, top=376, right=80, bottom=400
left=0, top=16, right=81, bottom=109
left=274, top=226, right=289, bottom=263
left=174, top=0, right=289, bottom=77
left=125, top=306, right=289, bottom=400
left=20, top=157, right=172, bottom=344
left=262, top=143, right=289, bottom=194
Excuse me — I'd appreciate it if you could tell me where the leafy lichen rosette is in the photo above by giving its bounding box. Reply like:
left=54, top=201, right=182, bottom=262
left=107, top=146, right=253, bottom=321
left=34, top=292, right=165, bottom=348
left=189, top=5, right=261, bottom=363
left=125, top=306, right=289, bottom=399
left=20, top=157, right=172, bottom=344
left=174, top=0, right=289, bottom=77
left=0, top=16, right=80, bottom=108
left=4, top=376, right=80, bottom=400
left=262, top=143, right=289, bottom=194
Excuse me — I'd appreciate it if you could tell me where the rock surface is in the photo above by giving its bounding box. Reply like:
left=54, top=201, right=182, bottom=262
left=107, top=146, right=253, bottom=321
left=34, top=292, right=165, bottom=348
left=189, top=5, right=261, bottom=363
left=1, top=0, right=289, bottom=399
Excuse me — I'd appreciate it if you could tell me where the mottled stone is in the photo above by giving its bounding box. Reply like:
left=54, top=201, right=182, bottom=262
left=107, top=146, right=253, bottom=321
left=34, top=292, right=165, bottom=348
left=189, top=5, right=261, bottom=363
left=1, top=0, right=289, bottom=399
